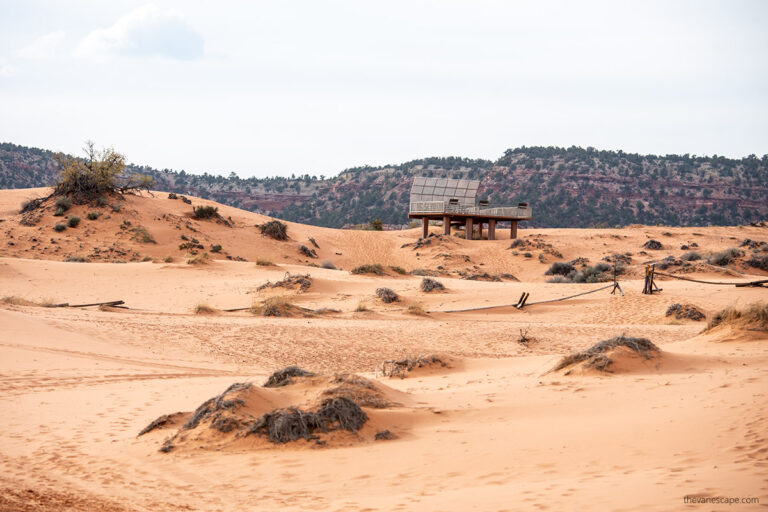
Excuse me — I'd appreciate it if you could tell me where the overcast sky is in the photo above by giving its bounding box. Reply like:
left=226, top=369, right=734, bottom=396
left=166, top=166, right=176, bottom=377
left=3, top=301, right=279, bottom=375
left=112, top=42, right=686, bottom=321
left=1, top=1, right=766, bottom=178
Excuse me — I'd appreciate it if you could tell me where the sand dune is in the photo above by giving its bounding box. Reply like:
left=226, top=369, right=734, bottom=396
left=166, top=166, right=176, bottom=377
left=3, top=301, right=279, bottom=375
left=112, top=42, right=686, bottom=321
left=1, top=188, right=767, bottom=510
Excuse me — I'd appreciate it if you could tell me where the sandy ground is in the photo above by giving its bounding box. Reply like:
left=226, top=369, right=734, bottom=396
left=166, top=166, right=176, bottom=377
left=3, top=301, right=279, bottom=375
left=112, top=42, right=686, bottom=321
left=1, top=188, right=767, bottom=511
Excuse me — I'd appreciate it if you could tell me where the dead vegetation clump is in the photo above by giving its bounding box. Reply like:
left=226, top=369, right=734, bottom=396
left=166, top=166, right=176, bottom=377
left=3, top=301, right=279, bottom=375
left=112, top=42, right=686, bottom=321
left=552, top=335, right=660, bottom=373
left=322, top=373, right=390, bottom=409
left=376, top=287, right=399, bottom=303
left=351, top=263, right=385, bottom=275
left=377, top=355, right=446, bottom=378
left=706, top=302, right=768, bottom=331
left=402, top=233, right=446, bottom=250
left=247, top=397, right=368, bottom=444
left=185, top=382, right=251, bottom=431
left=665, top=303, right=705, bottom=321
left=194, top=303, right=217, bottom=315
left=642, top=239, right=663, bottom=250
left=137, top=413, right=183, bottom=436
left=256, top=272, right=312, bottom=293
left=375, top=429, right=396, bottom=440
left=263, top=366, right=315, bottom=388
left=298, top=244, right=317, bottom=258
left=420, top=277, right=445, bottom=292
left=706, top=248, right=744, bottom=267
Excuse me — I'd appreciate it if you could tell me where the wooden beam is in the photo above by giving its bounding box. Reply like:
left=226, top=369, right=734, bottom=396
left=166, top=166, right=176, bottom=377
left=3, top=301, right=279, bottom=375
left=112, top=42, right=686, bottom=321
left=488, top=219, right=496, bottom=240
left=422, top=217, right=429, bottom=239
left=443, top=215, right=451, bottom=235
left=477, top=221, right=483, bottom=240
left=510, top=220, right=518, bottom=239
left=465, top=217, right=473, bottom=240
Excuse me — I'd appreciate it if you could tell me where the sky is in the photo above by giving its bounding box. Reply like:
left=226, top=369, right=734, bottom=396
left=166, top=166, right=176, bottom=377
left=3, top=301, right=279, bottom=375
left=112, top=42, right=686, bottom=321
left=0, top=0, right=766, bottom=178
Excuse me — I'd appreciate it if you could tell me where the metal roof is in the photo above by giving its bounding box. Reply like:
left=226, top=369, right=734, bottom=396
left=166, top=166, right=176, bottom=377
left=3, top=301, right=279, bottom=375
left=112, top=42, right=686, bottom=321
left=409, top=177, right=480, bottom=206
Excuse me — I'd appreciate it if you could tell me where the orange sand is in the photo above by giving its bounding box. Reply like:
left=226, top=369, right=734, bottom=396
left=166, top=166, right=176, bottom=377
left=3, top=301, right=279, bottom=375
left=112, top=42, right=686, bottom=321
left=1, top=188, right=766, bottom=511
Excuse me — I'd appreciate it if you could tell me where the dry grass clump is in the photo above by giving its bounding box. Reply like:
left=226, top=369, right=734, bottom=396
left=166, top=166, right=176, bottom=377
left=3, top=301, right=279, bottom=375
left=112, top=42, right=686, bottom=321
left=552, top=335, right=659, bottom=373
left=545, top=261, right=575, bottom=276
left=420, top=277, right=445, bottom=292
left=263, top=366, right=315, bottom=387
left=665, top=303, right=705, bottom=321
left=354, top=301, right=370, bottom=312
left=706, top=302, right=768, bottom=331
left=377, top=355, right=445, bottom=378
left=67, top=215, right=80, bottom=228
left=321, top=260, right=336, bottom=270
left=53, top=223, right=67, bottom=232
left=376, top=287, right=399, bottom=303
left=186, top=252, right=211, bottom=265
left=260, top=296, right=294, bottom=317
left=130, top=225, right=156, bottom=244
left=388, top=265, right=407, bottom=275
left=256, top=273, right=312, bottom=293
left=163, top=255, right=174, bottom=263
left=351, top=263, right=385, bottom=275
left=406, top=303, right=427, bottom=315
left=64, top=256, right=88, bottom=263
left=255, top=258, right=274, bottom=266
left=194, top=302, right=217, bottom=315
left=2, top=296, right=30, bottom=306
left=258, top=220, right=288, bottom=241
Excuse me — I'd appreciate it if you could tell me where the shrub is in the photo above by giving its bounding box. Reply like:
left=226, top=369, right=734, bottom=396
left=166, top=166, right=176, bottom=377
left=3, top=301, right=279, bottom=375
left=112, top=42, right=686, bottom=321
left=192, top=205, right=219, bottom=219
left=53, top=223, right=66, bottom=232
left=258, top=220, right=288, bottom=241
left=388, top=265, right=407, bottom=275
left=421, top=277, right=445, bottom=292
left=308, top=237, right=319, bottom=248
left=351, top=264, right=384, bottom=275
left=368, top=219, right=383, bottom=231
left=211, top=244, right=222, bottom=253
left=64, top=256, right=88, bottom=263
left=255, top=258, right=274, bottom=266
left=261, top=296, right=292, bottom=316
left=67, top=216, right=80, bottom=228
left=163, top=255, right=174, bottom=263
left=86, top=211, right=100, bottom=220
left=376, top=288, right=399, bottom=303
left=354, top=301, right=369, bottom=312
left=545, top=261, right=575, bottom=276
left=110, top=202, right=122, bottom=212
left=707, top=248, right=744, bottom=267
left=321, top=260, right=336, bottom=270
left=642, top=239, right=663, bottom=250
left=681, top=251, right=702, bottom=261
left=546, top=276, right=570, bottom=283
left=54, top=196, right=72, bottom=212
left=746, top=254, right=768, bottom=271
left=298, top=244, right=317, bottom=258
left=53, top=142, right=154, bottom=203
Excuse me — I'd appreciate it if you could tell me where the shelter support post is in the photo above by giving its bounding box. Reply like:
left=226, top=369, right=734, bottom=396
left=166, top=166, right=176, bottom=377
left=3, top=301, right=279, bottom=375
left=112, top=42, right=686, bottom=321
left=443, top=215, right=451, bottom=236
left=488, top=219, right=496, bottom=240
left=510, top=220, right=518, bottom=239
left=421, top=217, right=429, bottom=239
left=465, top=217, right=474, bottom=241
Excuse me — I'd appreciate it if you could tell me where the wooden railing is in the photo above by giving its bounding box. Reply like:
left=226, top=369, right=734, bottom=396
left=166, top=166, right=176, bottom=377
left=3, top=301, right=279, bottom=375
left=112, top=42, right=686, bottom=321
left=409, top=201, right=532, bottom=219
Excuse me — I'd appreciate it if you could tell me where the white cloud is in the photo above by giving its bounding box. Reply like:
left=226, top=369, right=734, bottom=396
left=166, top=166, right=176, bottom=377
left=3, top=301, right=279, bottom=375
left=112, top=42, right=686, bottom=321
left=18, top=31, right=66, bottom=60
left=0, top=63, right=20, bottom=77
left=75, top=4, right=203, bottom=60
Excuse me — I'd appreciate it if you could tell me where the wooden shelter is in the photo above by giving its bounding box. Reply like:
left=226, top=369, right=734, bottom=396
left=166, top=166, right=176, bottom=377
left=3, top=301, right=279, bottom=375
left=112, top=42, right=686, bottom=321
left=408, top=177, right=532, bottom=240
